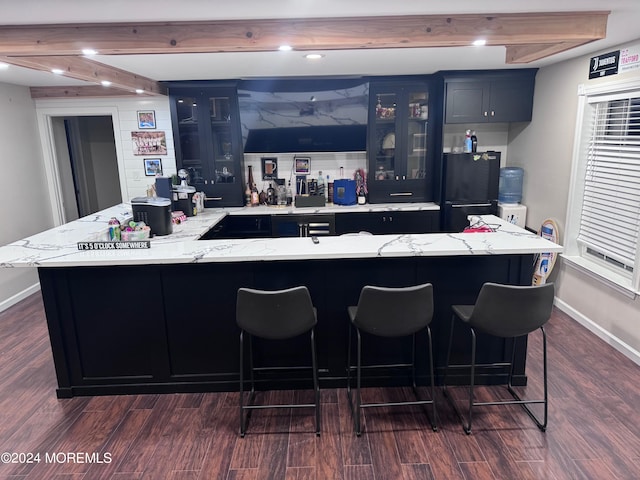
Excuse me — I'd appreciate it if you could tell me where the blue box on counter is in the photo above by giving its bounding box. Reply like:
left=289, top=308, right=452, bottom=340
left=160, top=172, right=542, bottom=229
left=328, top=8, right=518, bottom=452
left=333, top=179, right=356, bottom=205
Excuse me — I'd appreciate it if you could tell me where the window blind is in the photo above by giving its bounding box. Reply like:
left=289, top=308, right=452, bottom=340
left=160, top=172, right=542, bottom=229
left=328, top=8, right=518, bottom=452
left=577, top=95, right=640, bottom=271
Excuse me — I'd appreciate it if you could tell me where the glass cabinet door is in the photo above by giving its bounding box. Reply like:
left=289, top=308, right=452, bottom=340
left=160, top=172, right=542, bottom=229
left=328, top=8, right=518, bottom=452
left=373, top=91, right=398, bottom=182
left=208, top=95, right=237, bottom=186
left=406, top=89, right=429, bottom=181
left=175, top=95, right=206, bottom=186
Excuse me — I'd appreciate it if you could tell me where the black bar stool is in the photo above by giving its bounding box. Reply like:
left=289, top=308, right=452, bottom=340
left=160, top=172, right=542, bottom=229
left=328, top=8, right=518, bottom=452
left=346, top=283, right=438, bottom=436
left=236, top=286, right=320, bottom=437
left=443, top=282, right=555, bottom=434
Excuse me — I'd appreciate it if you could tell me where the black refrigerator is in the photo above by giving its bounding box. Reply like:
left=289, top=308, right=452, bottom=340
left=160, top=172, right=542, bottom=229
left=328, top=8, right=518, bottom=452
left=439, top=151, right=501, bottom=232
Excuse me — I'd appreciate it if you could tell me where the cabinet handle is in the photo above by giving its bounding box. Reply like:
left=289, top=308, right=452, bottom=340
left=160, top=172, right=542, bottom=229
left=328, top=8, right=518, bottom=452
left=205, top=196, right=223, bottom=201
left=451, top=203, right=491, bottom=208
left=402, top=175, right=406, bottom=180
left=389, top=192, right=413, bottom=196
left=484, top=111, right=488, bottom=117
left=491, top=111, right=495, bottom=117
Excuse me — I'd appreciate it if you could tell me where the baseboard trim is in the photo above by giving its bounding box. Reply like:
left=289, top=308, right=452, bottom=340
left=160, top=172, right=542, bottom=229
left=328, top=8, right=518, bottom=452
left=554, top=298, right=640, bottom=367
left=0, top=283, right=41, bottom=313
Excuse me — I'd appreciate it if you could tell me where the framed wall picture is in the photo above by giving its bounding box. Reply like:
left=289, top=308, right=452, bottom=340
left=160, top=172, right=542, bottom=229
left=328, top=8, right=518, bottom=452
left=132, top=131, right=167, bottom=155
left=144, top=158, right=163, bottom=176
left=294, top=156, right=311, bottom=175
left=137, top=110, right=156, bottom=129
left=261, top=157, right=278, bottom=180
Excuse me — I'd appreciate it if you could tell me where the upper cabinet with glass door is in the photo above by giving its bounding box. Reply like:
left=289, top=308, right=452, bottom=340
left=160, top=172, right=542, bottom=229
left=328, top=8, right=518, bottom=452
left=368, top=80, right=434, bottom=203
left=168, top=84, right=244, bottom=207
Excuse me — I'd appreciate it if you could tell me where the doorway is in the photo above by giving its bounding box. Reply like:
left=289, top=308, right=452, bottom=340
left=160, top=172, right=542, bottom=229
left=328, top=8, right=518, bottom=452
left=51, top=116, right=121, bottom=221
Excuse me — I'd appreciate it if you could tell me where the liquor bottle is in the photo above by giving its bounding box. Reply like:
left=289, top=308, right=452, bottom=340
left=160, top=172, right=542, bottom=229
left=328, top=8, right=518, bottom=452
left=471, top=131, right=478, bottom=153
left=246, top=165, right=255, bottom=206
left=317, top=171, right=325, bottom=198
left=266, top=182, right=275, bottom=205
left=286, top=181, right=293, bottom=206
left=325, top=174, right=331, bottom=201
left=244, top=184, right=251, bottom=206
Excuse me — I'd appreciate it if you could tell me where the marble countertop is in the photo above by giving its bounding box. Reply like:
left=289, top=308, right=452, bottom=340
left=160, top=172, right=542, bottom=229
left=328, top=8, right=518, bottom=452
left=0, top=202, right=562, bottom=268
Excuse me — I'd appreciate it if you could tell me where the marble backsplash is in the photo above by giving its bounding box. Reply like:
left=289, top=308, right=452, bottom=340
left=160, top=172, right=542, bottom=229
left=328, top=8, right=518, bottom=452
left=242, top=152, right=367, bottom=189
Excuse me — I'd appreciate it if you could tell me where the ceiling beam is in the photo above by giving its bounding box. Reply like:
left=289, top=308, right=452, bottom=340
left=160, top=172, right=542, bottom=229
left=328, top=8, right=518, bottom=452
left=0, top=12, right=608, bottom=56
left=0, top=55, right=165, bottom=95
left=505, top=41, right=592, bottom=64
left=30, top=85, right=144, bottom=98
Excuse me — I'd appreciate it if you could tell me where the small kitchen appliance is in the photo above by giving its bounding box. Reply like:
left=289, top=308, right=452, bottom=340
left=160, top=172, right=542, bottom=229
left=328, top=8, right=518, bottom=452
left=172, top=169, right=197, bottom=216
left=131, top=196, right=173, bottom=236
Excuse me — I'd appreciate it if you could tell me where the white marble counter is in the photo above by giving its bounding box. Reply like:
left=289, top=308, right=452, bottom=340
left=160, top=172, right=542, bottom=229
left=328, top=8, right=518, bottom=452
left=0, top=201, right=562, bottom=268
left=232, top=202, right=440, bottom=215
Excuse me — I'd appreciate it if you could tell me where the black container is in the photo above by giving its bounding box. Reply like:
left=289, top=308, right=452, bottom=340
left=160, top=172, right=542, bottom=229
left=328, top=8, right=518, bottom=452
left=172, top=186, right=196, bottom=216
left=155, top=177, right=173, bottom=200
left=131, top=197, right=173, bottom=236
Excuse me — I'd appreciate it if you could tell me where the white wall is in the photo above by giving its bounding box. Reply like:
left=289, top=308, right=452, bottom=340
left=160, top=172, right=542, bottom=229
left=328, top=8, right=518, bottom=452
left=34, top=96, right=177, bottom=220
left=511, top=40, right=640, bottom=361
left=0, top=83, right=52, bottom=309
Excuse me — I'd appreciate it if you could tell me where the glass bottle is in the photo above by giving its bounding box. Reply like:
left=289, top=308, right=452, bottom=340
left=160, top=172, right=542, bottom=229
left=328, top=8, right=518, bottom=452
left=317, top=171, right=325, bottom=198
left=267, top=182, right=275, bottom=205
left=250, top=175, right=259, bottom=206
left=286, top=181, right=293, bottom=206
left=325, top=174, right=330, bottom=201
left=246, top=165, right=255, bottom=206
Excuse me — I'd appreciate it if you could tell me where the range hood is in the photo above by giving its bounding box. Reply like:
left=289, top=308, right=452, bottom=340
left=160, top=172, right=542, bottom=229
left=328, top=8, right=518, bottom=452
left=243, top=124, right=367, bottom=153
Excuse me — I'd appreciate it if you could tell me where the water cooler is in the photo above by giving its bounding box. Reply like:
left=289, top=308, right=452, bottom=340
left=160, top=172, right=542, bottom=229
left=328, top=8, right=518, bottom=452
left=498, top=167, right=526, bottom=228
left=498, top=203, right=527, bottom=228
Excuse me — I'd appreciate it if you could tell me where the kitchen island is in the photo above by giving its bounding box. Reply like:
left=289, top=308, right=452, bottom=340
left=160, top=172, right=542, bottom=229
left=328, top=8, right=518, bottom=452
left=0, top=203, right=562, bottom=397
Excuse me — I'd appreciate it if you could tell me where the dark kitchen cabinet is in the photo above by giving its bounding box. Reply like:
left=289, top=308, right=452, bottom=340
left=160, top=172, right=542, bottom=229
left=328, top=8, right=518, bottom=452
left=168, top=83, right=244, bottom=207
left=200, top=215, right=272, bottom=239
left=334, top=210, right=439, bottom=235
left=367, top=80, right=436, bottom=203
left=444, top=70, right=537, bottom=124
left=271, top=214, right=335, bottom=237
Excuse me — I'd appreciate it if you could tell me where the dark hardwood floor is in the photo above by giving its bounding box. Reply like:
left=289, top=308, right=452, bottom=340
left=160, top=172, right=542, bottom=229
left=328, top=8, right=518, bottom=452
left=0, top=292, right=639, bottom=479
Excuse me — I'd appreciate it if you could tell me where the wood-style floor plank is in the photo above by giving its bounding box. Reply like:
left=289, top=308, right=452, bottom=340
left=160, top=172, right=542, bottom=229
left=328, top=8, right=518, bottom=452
left=0, top=294, right=639, bottom=479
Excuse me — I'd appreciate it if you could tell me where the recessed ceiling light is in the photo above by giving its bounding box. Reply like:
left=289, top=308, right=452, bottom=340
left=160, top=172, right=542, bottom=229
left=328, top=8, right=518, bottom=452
left=0, top=62, right=9, bottom=70
left=472, top=39, right=487, bottom=46
left=82, top=48, right=98, bottom=56
left=135, top=89, right=145, bottom=94
left=101, top=80, right=112, bottom=86
left=51, top=68, right=64, bottom=75
left=278, top=45, right=293, bottom=51
left=305, top=53, right=324, bottom=60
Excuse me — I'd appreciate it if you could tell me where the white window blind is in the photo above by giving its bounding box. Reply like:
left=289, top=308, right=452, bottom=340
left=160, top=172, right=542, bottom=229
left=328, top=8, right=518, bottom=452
left=577, top=94, right=640, bottom=272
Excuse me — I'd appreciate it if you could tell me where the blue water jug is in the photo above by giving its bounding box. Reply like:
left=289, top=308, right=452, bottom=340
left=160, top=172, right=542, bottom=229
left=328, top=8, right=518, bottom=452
left=498, top=167, right=524, bottom=204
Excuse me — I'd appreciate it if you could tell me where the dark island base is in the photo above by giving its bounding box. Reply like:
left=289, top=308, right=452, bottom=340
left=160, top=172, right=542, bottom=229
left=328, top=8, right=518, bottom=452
left=38, top=254, right=534, bottom=398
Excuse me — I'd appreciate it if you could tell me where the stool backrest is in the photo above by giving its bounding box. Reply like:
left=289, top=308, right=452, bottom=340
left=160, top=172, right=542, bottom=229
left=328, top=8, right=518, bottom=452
left=353, top=283, right=434, bottom=337
left=469, top=282, right=555, bottom=337
left=236, top=286, right=317, bottom=340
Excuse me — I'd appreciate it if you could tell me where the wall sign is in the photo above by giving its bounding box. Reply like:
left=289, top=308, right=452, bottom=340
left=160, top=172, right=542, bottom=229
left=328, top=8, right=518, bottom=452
left=620, top=47, right=640, bottom=73
left=589, top=50, right=620, bottom=79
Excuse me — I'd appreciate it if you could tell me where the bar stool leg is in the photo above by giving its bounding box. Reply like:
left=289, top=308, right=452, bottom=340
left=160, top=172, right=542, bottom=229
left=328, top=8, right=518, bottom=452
left=426, top=327, right=438, bottom=431
left=310, top=328, right=320, bottom=436
left=465, top=328, right=477, bottom=435
left=239, top=330, right=246, bottom=437
left=355, top=329, right=363, bottom=436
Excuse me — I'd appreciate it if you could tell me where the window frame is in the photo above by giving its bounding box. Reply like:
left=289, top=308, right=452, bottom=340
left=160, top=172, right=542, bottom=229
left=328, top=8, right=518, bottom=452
left=564, top=78, right=640, bottom=297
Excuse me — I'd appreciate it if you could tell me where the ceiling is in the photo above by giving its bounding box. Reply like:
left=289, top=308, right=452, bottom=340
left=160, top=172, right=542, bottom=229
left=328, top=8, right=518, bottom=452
left=1, top=0, right=640, bottom=96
